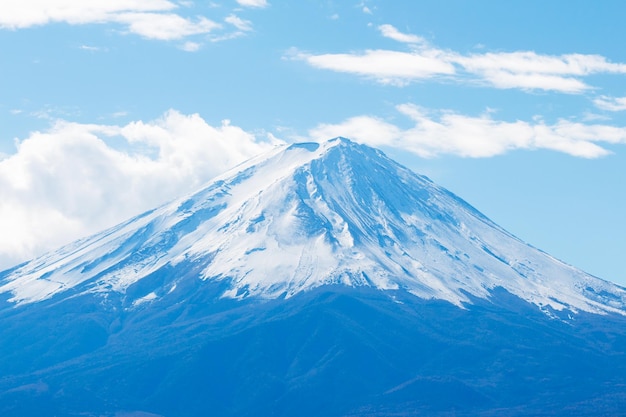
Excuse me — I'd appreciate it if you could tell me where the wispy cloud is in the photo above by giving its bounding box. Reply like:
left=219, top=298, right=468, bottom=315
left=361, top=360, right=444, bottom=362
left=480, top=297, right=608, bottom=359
left=291, top=24, right=626, bottom=93
left=308, top=103, right=626, bottom=158
left=0, top=0, right=214, bottom=41
left=378, top=24, right=425, bottom=45
left=0, top=110, right=283, bottom=270
left=116, top=12, right=219, bottom=40
left=236, top=0, right=269, bottom=8
left=358, top=1, right=373, bottom=15
left=79, top=45, right=105, bottom=52
left=180, top=41, right=201, bottom=52
left=0, top=0, right=173, bottom=29
left=594, top=95, right=626, bottom=111
left=0, top=0, right=265, bottom=47
left=288, top=48, right=455, bottom=86
left=208, top=31, right=246, bottom=43
left=457, top=51, right=626, bottom=93
left=225, top=14, right=253, bottom=32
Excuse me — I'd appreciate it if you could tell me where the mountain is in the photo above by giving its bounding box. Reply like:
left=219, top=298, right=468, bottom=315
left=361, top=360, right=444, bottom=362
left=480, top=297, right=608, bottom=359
left=2, top=137, right=624, bottom=313
left=1, top=137, right=626, bottom=417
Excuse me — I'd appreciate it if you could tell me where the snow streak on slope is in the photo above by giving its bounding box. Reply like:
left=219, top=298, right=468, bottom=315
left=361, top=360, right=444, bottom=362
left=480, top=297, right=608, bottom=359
left=1, top=138, right=625, bottom=315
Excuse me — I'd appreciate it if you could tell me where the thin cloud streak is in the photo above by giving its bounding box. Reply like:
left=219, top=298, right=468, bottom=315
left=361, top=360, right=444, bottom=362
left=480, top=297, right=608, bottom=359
left=457, top=51, right=626, bottom=93
left=291, top=49, right=456, bottom=86
left=0, top=0, right=264, bottom=45
left=292, top=24, right=626, bottom=93
left=378, top=24, right=425, bottom=45
left=309, top=103, right=626, bottom=158
left=115, top=12, right=219, bottom=40
left=594, top=95, right=626, bottom=112
left=0, top=0, right=175, bottom=29
left=236, top=0, right=269, bottom=8
left=225, top=14, right=253, bottom=32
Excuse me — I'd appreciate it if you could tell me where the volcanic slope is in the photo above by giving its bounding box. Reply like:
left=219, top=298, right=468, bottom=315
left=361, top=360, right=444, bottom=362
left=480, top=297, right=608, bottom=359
left=1, top=138, right=626, bottom=417
left=1, top=137, right=624, bottom=314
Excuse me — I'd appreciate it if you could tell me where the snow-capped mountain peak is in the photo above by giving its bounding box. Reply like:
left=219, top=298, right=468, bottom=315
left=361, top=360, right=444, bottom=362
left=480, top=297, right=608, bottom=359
left=1, top=137, right=625, bottom=315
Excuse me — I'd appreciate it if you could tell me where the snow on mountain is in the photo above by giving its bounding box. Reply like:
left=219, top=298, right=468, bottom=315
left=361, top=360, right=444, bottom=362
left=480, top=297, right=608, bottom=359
left=1, top=137, right=625, bottom=315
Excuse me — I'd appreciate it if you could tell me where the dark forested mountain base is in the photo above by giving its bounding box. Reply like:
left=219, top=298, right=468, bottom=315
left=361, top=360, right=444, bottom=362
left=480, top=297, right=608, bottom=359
left=1, top=285, right=625, bottom=417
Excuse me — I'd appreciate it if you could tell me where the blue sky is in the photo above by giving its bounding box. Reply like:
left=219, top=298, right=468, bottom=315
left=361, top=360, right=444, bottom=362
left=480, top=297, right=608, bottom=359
left=1, top=1, right=626, bottom=284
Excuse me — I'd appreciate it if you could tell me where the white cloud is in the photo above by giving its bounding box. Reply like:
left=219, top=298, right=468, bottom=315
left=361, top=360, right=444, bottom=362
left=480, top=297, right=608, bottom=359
left=594, top=95, right=626, bottom=111
left=0, top=110, right=283, bottom=270
left=236, top=0, right=268, bottom=8
left=581, top=112, right=611, bottom=122
left=0, top=0, right=255, bottom=45
left=293, top=24, right=626, bottom=93
left=469, top=70, right=589, bottom=93
left=308, top=103, right=626, bottom=158
left=310, top=116, right=402, bottom=148
left=79, top=45, right=104, bottom=52
left=460, top=52, right=626, bottom=77
left=209, top=31, right=246, bottom=42
left=456, top=52, right=626, bottom=93
left=116, top=12, right=219, bottom=40
left=290, top=49, right=456, bottom=86
left=378, top=24, right=424, bottom=45
left=0, top=0, right=175, bottom=29
left=180, top=40, right=201, bottom=51
left=225, top=14, right=252, bottom=32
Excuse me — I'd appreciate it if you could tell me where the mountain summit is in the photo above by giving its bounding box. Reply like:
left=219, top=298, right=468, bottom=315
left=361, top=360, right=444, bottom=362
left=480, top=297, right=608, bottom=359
left=2, top=138, right=626, bottom=417
left=1, top=137, right=624, bottom=314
